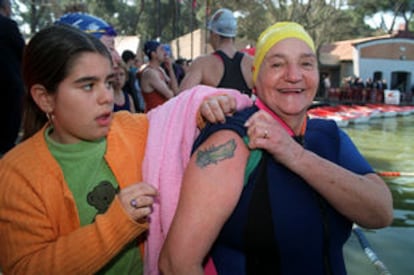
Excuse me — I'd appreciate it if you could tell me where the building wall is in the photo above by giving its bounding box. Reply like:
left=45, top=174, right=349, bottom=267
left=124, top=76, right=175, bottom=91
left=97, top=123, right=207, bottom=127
left=356, top=39, right=414, bottom=92
left=115, top=35, right=140, bottom=55
left=359, top=41, right=414, bottom=60
left=340, top=62, right=353, bottom=83
left=169, top=29, right=211, bottom=60
left=319, top=36, right=414, bottom=93
left=358, top=58, right=413, bottom=90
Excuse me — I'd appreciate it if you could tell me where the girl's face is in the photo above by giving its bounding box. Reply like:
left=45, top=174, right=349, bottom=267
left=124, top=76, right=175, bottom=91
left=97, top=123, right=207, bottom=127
left=255, top=38, right=319, bottom=119
left=113, top=65, right=127, bottom=91
left=49, top=52, right=115, bottom=144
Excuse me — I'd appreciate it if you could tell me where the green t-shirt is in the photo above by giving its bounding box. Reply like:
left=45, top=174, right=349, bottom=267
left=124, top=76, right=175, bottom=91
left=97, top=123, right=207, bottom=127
left=46, top=128, right=142, bottom=274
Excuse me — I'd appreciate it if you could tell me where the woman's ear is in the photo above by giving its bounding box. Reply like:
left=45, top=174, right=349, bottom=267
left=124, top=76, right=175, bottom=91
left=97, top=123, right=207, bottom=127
left=30, top=84, right=55, bottom=113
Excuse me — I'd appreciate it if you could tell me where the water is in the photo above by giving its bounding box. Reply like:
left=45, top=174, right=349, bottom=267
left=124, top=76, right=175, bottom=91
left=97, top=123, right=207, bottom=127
left=342, top=114, right=414, bottom=275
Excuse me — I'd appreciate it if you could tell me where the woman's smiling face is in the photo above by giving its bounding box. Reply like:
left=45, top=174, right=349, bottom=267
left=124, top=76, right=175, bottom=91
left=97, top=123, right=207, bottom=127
left=255, top=38, right=319, bottom=119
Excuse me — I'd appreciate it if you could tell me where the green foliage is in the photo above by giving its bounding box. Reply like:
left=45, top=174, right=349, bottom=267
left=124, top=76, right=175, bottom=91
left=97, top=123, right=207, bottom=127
left=14, top=0, right=410, bottom=50
left=348, top=0, right=414, bottom=33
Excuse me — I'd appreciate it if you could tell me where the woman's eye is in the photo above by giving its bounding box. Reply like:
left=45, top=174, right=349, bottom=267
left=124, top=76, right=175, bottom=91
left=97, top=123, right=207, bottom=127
left=302, top=61, right=315, bottom=69
left=271, top=62, right=282, bottom=68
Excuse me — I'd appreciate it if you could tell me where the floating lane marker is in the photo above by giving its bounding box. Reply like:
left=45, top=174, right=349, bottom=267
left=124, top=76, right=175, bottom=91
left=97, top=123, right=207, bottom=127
left=376, top=171, right=414, bottom=177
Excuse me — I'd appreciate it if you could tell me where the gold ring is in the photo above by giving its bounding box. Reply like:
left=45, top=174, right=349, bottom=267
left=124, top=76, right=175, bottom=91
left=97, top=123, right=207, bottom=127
left=264, top=129, right=269, bottom=139
left=130, top=198, right=139, bottom=209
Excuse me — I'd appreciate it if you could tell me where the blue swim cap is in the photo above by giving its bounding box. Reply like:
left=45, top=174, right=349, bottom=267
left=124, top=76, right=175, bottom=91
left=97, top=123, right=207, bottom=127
left=55, top=12, right=117, bottom=39
left=163, top=44, right=172, bottom=58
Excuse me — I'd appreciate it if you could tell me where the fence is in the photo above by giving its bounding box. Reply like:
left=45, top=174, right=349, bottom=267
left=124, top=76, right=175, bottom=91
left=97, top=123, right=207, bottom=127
left=327, top=87, right=413, bottom=105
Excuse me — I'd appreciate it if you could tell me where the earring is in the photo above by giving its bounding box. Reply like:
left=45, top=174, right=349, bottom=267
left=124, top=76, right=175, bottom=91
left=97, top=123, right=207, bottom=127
left=46, top=112, right=54, bottom=123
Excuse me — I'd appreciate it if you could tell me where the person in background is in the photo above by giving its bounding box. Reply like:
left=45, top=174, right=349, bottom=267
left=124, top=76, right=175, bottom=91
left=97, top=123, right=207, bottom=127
left=122, top=50, right=137, bottom=72
left=0, top=0, right=25, bottom=156
left=353, top=76, right=365, bottom=88
left=176, top=58, right=191, bottom=74
left=161, top=44, right=186, bottom=86
left=322, top=72, right=331, bottom=100
left=134, top=51, right=146, bottom=112
left=365, top=77, right=374, bottom=89
left=113, top=61, right=136, bottom=112
left=174, top=58, right=190, bottom=85
left=121, top=50, right=144, bottom=113
left=55, top=12, right=122, bottom=71
left=375, top=78, right=387, bottom=90
left=160, top=22, right=393, bottom=275
left=122, top=50, right=144, bottom=112
left=0, top=24, right=252, bottom=274
left=179, top=8, right=253, bottom=96
left=138, top=40, right=179, bottom=112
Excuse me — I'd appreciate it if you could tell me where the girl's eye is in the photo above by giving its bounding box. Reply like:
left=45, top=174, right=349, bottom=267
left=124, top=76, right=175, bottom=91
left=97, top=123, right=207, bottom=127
left=83, top=83, right=94, bottom=91
left=106, top=80, right=114, bottom=90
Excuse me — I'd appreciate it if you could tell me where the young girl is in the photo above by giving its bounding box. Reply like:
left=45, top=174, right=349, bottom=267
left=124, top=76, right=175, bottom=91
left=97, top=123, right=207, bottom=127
left=113, top=60, right=136, bottom=112
left=0, top=24, right=251, bottom=274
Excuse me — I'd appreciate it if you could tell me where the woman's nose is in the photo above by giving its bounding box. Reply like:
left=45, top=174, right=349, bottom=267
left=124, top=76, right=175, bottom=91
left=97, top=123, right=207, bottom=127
left=285, top=64, right=302, bottom=82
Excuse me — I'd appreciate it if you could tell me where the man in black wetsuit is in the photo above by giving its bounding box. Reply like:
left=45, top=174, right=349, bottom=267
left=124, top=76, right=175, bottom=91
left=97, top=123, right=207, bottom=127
left=179, top=8, right=253, bottom=97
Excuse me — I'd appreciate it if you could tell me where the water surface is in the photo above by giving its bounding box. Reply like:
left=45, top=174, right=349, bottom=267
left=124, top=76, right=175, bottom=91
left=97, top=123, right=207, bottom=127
left=343, top=114, right=414, bottom=275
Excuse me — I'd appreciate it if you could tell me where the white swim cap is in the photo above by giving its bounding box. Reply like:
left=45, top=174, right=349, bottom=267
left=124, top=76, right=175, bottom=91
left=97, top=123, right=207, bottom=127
left=207, top=8, right=237, bottom=38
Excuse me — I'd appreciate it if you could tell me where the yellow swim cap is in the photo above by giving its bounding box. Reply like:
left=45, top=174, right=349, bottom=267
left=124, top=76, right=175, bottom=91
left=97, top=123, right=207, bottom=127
left=253, top=22, right=315, bottom=84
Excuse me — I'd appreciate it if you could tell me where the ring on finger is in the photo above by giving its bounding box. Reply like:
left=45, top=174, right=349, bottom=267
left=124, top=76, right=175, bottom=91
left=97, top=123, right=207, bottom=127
left=130, top=198, right=139, bottom=209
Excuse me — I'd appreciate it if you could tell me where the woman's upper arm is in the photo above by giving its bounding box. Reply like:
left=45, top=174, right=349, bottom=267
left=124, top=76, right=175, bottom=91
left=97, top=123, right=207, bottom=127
left=337, top=129, right=374, bottom=174
left=160, top=130, right=249, bottom=272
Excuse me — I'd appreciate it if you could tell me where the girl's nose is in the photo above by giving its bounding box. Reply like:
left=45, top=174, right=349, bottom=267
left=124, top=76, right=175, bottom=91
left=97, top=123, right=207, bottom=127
left=98, top=85, right=114, bottom=105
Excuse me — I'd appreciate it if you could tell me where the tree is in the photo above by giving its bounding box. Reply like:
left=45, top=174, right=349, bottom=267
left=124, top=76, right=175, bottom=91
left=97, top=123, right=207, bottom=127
left=223, top=0, right=374, bottom=49
left=14, top=0, right=379, bottom=56
left=348, top=0, right=414, bottom=33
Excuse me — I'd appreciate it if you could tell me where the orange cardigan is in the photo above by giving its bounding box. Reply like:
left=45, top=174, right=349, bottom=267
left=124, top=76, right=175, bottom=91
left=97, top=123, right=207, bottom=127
left=0, top=112, right=149, bottom=274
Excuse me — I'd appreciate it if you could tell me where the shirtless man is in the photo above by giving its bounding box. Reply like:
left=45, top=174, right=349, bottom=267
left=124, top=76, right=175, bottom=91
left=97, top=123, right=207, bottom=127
left=179, top=8, right=253, bottom=97
left=139, top=40, right=179, bottom=112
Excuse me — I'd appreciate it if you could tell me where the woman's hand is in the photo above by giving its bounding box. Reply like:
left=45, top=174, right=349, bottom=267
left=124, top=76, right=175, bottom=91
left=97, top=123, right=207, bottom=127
left=244, top=110, right=304, bottom=164
left=117, top=182, right=158, bottom=223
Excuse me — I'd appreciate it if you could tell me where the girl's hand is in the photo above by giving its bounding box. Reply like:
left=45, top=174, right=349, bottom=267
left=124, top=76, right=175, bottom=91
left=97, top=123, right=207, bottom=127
left=199, top=94, right=237, bottom=125
left=118, top=182, right=158, bottom=223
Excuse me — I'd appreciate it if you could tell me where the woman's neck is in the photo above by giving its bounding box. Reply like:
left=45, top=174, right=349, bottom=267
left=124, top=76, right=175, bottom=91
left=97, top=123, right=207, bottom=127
left=255, top=98, right=306, bottom=136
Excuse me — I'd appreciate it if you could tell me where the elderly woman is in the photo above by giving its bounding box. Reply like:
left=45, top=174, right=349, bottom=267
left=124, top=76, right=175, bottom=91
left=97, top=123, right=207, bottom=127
left=159, top=22, right=393, bottom=275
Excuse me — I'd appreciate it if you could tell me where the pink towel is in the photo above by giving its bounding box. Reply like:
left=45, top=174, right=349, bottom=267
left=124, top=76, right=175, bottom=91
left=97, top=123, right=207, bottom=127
left=143, top=85, right=252, bottom=275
